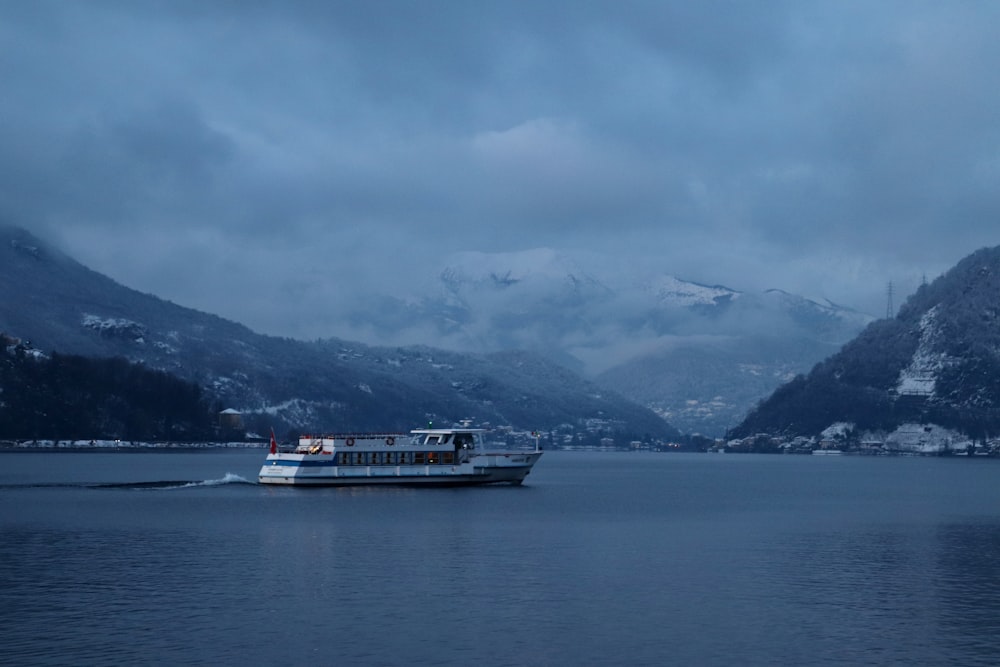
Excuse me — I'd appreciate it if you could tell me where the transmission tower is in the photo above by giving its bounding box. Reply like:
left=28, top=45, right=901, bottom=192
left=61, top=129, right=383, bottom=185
left=886, top=281, right=894, bottom=319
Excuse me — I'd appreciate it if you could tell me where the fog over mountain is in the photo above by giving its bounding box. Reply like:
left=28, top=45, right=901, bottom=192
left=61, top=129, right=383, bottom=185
left=6, top=2, right=996, bottom=346
left=0, top=227, right=674, bottom=441
left=325, top=248, right=875, bottom=434
left=6, top=2, right=994, bottom=438
left=1, top=223, right=875, bottom=437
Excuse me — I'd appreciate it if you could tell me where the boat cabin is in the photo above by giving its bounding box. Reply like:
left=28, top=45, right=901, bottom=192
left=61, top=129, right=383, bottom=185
left=289, top=428, right=486, bottom=466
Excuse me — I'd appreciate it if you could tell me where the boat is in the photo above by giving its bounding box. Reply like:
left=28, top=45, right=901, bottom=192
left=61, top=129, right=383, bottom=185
left=258, top=425, right=542, bottom=486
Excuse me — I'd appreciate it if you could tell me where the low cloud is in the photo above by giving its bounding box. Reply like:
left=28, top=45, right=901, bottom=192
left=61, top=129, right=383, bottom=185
left=2, top=1, right=998, bottom=340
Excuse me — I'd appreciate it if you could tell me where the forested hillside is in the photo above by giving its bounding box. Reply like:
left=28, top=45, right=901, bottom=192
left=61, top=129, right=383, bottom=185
left=0, top=341, right=217, bottom=441
left=731, top=246, right=1000, bottom=440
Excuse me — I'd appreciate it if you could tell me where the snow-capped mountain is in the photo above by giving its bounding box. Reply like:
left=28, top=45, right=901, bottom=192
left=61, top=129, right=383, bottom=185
left=1, top=226, right=875, bottom=438
left=643, top=275, right=741, bottom=308
left=331, top=248, right=875, bottom=435
left=0, top=227, right=674, bottom=439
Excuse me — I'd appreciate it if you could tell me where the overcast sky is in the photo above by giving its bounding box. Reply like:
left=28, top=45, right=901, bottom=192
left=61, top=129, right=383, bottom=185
left=3, top=1, right=999, bottom=340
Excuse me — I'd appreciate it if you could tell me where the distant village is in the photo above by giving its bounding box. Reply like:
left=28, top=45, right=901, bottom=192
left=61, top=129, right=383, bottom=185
left=721, top=422, right=1000, bottom=457
left=506, top=418, right=1000, bottom=457
left=6, top=408, right=999, bottom=457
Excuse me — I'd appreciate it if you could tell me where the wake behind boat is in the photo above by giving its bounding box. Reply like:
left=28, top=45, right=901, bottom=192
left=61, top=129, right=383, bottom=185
left=258, top=425, right=542, bottom=486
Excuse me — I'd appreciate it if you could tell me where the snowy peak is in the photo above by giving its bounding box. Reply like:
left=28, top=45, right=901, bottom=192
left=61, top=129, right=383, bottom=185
left=328, top=248, right=877, bottom=435
left=763, top=289, right=866, bottom=320
left=758, top=288, right=876, bottom=336
left=644, top=275, right=741, bottom=308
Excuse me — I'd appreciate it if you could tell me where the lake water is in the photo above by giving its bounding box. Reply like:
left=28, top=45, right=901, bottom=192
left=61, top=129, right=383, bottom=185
left=2, top=449, right=1000, bottom=666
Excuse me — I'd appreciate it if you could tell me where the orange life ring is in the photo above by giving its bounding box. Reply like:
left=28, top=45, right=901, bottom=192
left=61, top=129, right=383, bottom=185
left=346, top=437, right=355, bottom=447
left=386, top=437, right=395, bottom=446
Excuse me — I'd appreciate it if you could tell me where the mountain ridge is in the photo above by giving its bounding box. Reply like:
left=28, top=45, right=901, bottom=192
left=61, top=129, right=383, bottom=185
left=330, top=247, right=873, bottom=434
left=3, top=226, right=876, bottom=438
left=0, top=226, right=675, bottom=441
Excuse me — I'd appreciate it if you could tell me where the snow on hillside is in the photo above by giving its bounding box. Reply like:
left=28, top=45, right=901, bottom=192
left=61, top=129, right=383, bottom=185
left=763, top=289, right=834, bottom=315
left=436, top=249, right=747, bottom=316
left=82, top=314, right=147, bottom=342
left=821, top=422, right=854, bottom=439
left=643, top=275, right=741, bottom=307
left=436, top=249, right=744, bottom=304
left=762, top=289, right=875, bottom=329
left=896, top=306, right=949, bottom=396
left=884, top=423, right=971, bottom=454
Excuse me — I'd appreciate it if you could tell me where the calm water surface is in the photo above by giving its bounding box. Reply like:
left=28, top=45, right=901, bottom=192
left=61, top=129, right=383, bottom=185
left=2, top=450, right=1000, bottom=666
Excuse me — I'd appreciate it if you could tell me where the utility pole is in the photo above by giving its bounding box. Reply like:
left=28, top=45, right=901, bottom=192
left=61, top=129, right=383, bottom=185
left=886, top=281, right=895, bottom=319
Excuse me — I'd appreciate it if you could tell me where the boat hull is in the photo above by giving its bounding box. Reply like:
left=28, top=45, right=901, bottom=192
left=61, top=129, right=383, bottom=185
left=258, top=451, right=542, bottom=487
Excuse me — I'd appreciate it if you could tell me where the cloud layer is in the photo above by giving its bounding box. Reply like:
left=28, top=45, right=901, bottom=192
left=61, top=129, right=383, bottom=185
left=3, top=1, right=999, bottom=340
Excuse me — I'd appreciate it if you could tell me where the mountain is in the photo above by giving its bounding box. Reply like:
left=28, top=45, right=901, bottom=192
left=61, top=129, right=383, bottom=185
left=329, top=249, right=873, bottom=435
left=730, top=246, right=1000, bottom=443
left=0, top=227, right=675, bottom=440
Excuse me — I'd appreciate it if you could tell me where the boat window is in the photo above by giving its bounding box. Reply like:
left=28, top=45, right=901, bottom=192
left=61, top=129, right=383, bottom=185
left=354, top=452, right=364, bottom=465
left=414, top=452, right=425, bottom=464
left=425, top=436, right=440, bottom=446
left=428, top=452, right=439, bottom=465
left=338, top=453, right=350, bottom=465
left=441, top=434, right=452, bottom=444
left=443, top=452, right=454, bottom=464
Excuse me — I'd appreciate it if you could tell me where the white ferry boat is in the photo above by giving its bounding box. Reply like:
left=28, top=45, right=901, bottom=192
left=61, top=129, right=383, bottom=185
left=258, top=426, right=542, bottom=486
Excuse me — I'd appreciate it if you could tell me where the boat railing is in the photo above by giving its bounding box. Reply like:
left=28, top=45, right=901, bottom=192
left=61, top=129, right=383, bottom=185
left=298, top=432, right=410, bottom=441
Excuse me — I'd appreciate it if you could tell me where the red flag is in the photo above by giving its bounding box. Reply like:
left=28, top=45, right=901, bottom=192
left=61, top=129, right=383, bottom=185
left=269, top=428, right=277, bottom=455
